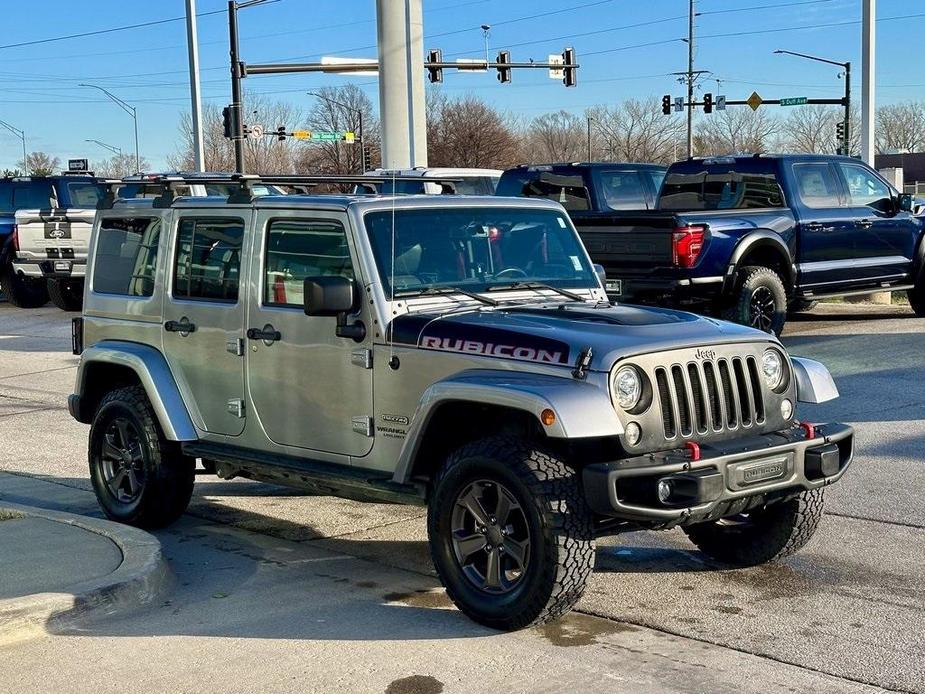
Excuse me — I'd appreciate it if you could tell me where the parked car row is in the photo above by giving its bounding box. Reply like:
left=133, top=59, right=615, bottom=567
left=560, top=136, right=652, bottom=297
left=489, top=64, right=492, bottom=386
left=3, top=156, right=922, bottom=337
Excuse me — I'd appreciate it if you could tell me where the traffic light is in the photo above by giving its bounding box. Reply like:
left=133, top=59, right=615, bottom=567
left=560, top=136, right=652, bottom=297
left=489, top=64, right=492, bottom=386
left=662, top=94, right=671, bottom=116
left=496, top=50, right=512, bottom=84
left=276, top=126, right=286, bottom=142
left=427, top=49, right=443, bottom=84
left=222, top=104, right=240, bottom=139
left=562, top=47, right=577, bottom=87
left=703, top=92, right=713, bottom=114
left=363, top=146, right=372, bottom=172
left=836, top=121, right=846, bottom=155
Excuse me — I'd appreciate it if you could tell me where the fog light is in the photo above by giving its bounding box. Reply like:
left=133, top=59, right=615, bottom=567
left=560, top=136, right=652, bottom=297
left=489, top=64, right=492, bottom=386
left=780, top=399, right=793, bottom=420
left=657, top=479, right=673, bottom=503
left=625, top=422, right=642, bottom=446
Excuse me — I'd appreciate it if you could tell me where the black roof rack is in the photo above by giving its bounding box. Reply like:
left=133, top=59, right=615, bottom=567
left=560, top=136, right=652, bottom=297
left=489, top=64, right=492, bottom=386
left=97, top=173, right=465, bottom=209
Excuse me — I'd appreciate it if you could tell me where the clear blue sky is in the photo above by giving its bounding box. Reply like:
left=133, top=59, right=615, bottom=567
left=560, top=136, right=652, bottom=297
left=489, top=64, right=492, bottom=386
left=0, top=0, right=921, bottom=170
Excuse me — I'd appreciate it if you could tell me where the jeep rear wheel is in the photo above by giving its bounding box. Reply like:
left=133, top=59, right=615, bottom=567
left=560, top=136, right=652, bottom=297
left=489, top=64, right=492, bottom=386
left=89, top=385, right=194, bottom=529
left=0, top=266, right=48, bottom=308
left=428, top=436, right=595, bottom=630
left=47, top=278, right=83, bottom=311
left=723, top=265, right=787, bottom=336
left=682, top=489, right=825, bottom=566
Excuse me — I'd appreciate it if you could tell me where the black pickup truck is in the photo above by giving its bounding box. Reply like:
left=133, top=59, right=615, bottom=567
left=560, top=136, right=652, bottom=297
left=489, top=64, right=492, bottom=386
left=500, top=156, right=923, bottom=335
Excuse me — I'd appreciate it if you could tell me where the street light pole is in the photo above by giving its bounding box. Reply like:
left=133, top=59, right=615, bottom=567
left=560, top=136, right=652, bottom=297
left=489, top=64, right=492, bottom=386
left=85, top=139, right=122, bottom=157
left=307, top=91, right=365, bottom=173
left=774, top=49, right=851, bottom=155
left=0, top=119, right=27, bottom=169
left=80, top=83, right=140, bottom=172
left=586, top=116, right=593, bottom=162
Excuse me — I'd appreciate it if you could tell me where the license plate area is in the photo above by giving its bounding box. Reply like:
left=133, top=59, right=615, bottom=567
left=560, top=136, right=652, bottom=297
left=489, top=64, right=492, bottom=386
left=54, top=260, right=72, bottom=272
left=605, top=279, right=623, bottom=296
left=727, top=454, right=792, bottom=490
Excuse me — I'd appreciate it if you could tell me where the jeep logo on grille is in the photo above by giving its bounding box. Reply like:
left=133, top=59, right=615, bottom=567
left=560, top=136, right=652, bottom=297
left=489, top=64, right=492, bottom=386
left=694, top=348, right=716, bottom=360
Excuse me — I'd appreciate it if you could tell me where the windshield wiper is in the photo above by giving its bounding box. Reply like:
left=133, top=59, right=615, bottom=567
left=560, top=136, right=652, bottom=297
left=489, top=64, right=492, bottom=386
left=487, top=281, right=585, bottom=302
left=394, top=286, right=498, bottom=306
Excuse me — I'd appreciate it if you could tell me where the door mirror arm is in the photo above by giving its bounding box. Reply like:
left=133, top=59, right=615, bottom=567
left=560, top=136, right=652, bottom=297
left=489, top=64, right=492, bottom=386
left=335, top=313, right=366, bottom=342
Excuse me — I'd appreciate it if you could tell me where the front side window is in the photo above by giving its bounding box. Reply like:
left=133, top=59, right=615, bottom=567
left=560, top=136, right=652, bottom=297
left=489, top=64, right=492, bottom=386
left=838, top=163, right=892, bottom=213
left=93, top=217, right=160, bottom=297
left=264, top=219, right=353, bottom=308
left=364, top=207, right=597, bottom=295
left=792, top=163, right=842, bottom=208
left=659, top=169, right=784, bottom=210
left=595, top=170, right=648, bottom=211
left=173, top=217, right=244, bottom=302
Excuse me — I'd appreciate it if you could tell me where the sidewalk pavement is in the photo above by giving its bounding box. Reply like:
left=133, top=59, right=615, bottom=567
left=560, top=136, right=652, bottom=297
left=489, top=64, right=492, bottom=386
left=0, top=474, right=170, bottom=642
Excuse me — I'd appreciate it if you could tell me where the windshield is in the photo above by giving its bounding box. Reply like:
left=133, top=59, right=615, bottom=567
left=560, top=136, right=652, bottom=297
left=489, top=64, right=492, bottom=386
left=364, top=207, right=597, bottom=296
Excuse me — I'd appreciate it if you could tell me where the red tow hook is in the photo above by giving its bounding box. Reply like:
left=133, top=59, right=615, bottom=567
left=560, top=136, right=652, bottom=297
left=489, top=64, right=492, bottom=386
left=799, top=421, right=816, bottom=440
left=684, top=441, right=701, bottom=461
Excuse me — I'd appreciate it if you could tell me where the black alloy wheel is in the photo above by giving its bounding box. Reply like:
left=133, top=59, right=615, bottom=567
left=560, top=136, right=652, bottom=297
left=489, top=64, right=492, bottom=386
left=748, top=286, right=776, bottom=332
left=99, top=417, right=147, bottom=504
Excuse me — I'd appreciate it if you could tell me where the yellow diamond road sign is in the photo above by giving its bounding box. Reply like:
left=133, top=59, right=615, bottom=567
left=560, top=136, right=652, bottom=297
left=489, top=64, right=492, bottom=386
left=746, top=91, right=763, bottom=111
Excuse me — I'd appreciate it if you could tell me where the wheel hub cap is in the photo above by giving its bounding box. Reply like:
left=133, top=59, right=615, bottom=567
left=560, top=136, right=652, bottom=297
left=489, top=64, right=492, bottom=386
left=99, top=417, right=146, bottom=504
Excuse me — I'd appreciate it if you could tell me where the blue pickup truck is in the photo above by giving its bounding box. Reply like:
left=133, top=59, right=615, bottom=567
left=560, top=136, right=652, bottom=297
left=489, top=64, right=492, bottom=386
left=568, top=154, right=922, bottom=334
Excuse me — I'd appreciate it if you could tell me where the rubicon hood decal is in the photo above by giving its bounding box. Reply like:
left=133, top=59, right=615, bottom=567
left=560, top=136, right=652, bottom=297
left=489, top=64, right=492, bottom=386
left=389, top=314, right=570, bottom=365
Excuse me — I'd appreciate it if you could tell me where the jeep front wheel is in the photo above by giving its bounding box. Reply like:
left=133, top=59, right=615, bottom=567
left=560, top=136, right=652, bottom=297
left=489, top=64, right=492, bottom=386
left=47, top=278, right=83, bottom=311
left=427, top=436, right=595, bottom=630
left=89, top=385, right=194, bottom=529
left=682, top=489, right=825, bottom=566
left=0, top=266, right=48, bottom=308
left=723, top=265, right=787, bottom=336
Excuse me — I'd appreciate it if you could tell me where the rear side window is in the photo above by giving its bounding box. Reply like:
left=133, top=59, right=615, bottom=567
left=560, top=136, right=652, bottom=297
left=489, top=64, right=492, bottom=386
left=659, top=169, right=784, bottom=210
left=793, top=163, right=842, bottom=208
left=497, top=172, right=591, bottom=211
left=65, top=182, right=106, bottom=209
left=264, top=219, right=353, bottom=308
left=12, top=181, right=55, bottom=209
left=93, top=217, right=161, bottom=297
left=173, top=217, right=245, bottom=303
left=595, top=170, right=649, bottom=211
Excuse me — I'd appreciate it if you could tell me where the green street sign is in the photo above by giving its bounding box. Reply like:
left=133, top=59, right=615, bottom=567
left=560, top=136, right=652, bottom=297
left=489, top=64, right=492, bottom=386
left=780, top=97, right=808, bottom=106
left=313, top=131, right=340, bottom=141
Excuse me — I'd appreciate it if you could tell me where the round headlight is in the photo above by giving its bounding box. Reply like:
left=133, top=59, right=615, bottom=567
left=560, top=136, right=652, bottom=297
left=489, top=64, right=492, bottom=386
left=614, top=366, right=642, bottom=410
left=761, top=349, right=784, bottom=390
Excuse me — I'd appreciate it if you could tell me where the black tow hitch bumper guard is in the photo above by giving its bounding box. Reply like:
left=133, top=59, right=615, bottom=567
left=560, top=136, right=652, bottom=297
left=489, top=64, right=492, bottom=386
left=582, top=423, right=854, bottom=522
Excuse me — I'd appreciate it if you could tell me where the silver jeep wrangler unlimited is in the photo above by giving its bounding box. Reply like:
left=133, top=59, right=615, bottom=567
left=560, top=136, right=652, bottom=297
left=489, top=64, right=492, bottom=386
left=69, top=175, right=853, bottom=630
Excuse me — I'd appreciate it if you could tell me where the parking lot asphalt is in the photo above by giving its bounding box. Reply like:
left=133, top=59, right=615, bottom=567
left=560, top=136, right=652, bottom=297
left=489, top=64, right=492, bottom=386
left=0, top=301, right=922, bottom=693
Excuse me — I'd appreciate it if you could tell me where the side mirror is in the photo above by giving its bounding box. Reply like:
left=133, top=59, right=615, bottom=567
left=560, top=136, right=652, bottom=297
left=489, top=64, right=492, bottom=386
left=303, top=276, right=366, bottom=341
left=593, top=263, right=607, bottom=287
left=898, top=193, right=914, bottom=213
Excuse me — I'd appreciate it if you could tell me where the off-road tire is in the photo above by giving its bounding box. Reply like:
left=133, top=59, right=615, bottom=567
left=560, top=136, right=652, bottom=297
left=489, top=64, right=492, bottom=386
left=722, top=265, right=788, bottom=336
left=0, top=266, right=48, bottom=308
left=428, top=435, right=595, bottom=631
left=908, top=280, right=925, bottom=317
left=89, top=385, right=195, bottom=529
left=47, top=278, right=83, bottom=311
left=682, top=489, right=825, bottom=567
left=788, top=298, right=817, bottom=314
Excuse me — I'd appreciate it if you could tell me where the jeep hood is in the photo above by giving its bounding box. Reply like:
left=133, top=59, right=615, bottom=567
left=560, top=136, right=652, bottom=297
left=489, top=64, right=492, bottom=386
left=387, top=302, right=774, bottom=372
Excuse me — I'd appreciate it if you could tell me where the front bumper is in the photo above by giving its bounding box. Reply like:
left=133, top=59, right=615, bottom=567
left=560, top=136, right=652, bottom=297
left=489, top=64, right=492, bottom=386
left=582, top=423, right=853, bottom=523
left=13, top=259, right=86, bottom=279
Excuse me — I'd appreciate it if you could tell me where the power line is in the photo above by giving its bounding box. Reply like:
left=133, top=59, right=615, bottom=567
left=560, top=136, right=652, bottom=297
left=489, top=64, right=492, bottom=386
left=699, top=0, right=834, bottom=16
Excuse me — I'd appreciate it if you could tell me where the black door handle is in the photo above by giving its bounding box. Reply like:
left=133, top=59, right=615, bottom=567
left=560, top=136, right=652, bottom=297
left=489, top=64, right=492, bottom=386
left=164, top=319, right=196, bottom=334
left=246, top=327, right=282, bottom=342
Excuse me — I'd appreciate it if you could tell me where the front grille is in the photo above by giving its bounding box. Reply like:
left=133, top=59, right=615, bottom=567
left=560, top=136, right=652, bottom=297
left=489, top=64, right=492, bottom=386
left=654, top=355, right=766, bottom=440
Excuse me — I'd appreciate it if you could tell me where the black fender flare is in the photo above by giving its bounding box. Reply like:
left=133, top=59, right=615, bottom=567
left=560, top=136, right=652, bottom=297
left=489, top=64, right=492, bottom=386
left=721, top=230, right=795, bottom=294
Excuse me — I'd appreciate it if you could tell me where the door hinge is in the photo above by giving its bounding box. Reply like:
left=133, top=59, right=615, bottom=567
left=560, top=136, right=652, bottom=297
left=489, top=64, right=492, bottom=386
left=227, top=399, right=245, bottom=418
left=351, top=416, right=373, bottom=437
left=351, top=348, right=373, bottom=369
left=226, top=338, right=244, bottom=356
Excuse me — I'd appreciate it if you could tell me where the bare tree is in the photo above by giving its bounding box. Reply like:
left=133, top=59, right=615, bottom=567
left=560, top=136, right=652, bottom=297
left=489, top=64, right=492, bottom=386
left=295, top=85, right=379, bottom=175
left=18, top=152, right=60, bottom=176
left=780, top=104, right=860, bottom=155
left=93, top=153, right=151, bottom=178
left=169, top=94, right=303, bottom=173
left=876, top=102, right=925, bottom=154
left=588, top=99, right=684, bottom=163
left=426, top=92, right=520, bottom=168
left=526, top=110, right=585, bottom=162
left=695, top=109, right=780, bottom=156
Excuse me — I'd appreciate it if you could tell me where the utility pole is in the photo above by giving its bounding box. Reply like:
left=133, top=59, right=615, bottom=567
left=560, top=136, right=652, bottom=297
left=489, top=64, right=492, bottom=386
left=861, top=0, right=875, bottom=164
left=186, top=0, right=205, bottom=171
left=228, top=1, right=245, bottom=173
left=686, top=0, right=695, bottom=158
left=586, top=116, right=592, bottom=162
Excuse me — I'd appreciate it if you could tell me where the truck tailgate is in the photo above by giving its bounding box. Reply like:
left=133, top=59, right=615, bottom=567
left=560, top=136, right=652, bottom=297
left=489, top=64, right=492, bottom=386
left=13, top=208, right=96, bottom=255
left=575, top=213, right=680, bottom=271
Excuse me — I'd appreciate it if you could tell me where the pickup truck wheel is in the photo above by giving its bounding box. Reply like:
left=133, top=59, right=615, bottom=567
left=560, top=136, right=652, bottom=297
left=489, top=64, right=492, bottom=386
left=722, top=265, right=787, bottom=336
left=682, top=489, right=825, bottom=567
left=907, top=282, right=925, bottom=317
left=47, top=278, right=83, bottom=311
left=428, top=436, right=595, bottom=631
left=88, top=385, right=194, bottom=529
left=0, top=267, right=48, bottom=308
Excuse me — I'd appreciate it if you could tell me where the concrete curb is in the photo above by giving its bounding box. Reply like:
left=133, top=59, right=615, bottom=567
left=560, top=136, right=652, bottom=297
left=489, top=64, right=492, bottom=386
left=0, top=502, right=172, bottom=641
